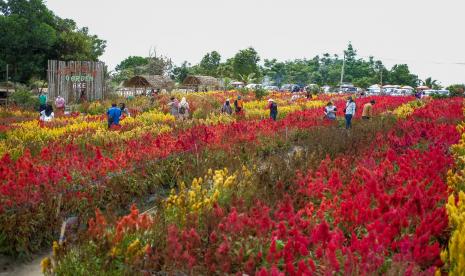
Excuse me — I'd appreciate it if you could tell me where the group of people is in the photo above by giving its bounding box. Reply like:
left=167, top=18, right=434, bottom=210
left=324, top=96, right=375, bottom=129
left=220, top=96, right=244, bottom=115
left=168, top=97, right=190, bottom=120
left=38, top=93, right=66, bottom=122
left=107, top=103, right=130, bottom=128
left=220, top=96, right=278, bottom=121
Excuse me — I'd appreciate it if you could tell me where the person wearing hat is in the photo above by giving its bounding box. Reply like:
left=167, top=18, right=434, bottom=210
left=221, top=98, right=233, bottom=115
left=268, top=98, right=278, bottom=121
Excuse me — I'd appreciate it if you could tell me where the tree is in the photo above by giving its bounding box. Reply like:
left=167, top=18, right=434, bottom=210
left=422, top=77, right=442, bottom=90
left=0, top=0, right=106, bottom=83
left=199, top=51, right=221, bottom=77
left=263, top=59, right=286, bottom=86
left=387, top=64, right=418, bottom=87
left=146, top=49, right=172, bottom=76
left=447, top=84, right=465, bottom=97
left=115, top=56, right=148, bottom=72
left=171, top=61, right=191, bottom=83
left=232, top=47, right=261, bottom=81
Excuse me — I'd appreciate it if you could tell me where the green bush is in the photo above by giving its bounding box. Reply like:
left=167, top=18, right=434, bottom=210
left=10, top=89, right=40, bottom=110
left=253, top=87, right=269, bottom=100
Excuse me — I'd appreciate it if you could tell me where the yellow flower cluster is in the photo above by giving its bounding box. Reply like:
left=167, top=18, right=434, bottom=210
left=0, top=110, right=175, bottom=157
left=131, top=110, right=175, bottom=126
left=0, top=107, right=37, bottom=119
left=194, top=113, right=236, bottom=126
left=442, top=103, right=465, bottom=275
left=442, top=192, right=465, bottom=274
left=392, top=100, right=426, bottom=118
left=244, top=100, right=325, bottom=120
left=164, top=166, right=253, bottom=224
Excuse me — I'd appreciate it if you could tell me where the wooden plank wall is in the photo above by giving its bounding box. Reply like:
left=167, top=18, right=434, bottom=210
left=48, top=60, right=106, bottom=104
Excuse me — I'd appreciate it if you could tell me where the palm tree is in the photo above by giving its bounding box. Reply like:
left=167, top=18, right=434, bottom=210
left=238, top=73, right=256, bottom=85
left=422, top=77, right=442, bottom=90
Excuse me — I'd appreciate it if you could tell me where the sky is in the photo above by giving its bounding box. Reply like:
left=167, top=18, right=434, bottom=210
left=46, top=0, right=464, bottom=86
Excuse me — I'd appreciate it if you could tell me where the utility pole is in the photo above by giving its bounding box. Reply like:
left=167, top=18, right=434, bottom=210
left=6, top=64, right=8, bottom=83
left=339, top=51, right=346, bottom=92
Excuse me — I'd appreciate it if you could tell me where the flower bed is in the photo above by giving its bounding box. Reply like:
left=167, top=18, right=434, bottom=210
left=39, top=97, right=449, bottom=274
left=0, top=94, right=412, bottom=256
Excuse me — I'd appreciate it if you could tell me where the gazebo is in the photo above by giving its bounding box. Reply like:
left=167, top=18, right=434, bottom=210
left=182, top=75, right=221, bottom=92
left=121, top=75, right=175, bottom=96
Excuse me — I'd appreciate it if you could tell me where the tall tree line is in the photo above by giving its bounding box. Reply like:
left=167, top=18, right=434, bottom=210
left=118, top=43, right=424, bottom=88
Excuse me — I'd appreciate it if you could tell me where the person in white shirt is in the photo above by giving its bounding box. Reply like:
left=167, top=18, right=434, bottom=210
left=344, top=97, right=356, bottom=129
left=40, top=104, right=55, bottom=122
left=178, top=97, right=190, bottom=120
left=324, top=101, right=337, bottom=120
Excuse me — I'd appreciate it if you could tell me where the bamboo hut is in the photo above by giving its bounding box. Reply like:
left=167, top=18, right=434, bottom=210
left=182, top=75, right=221, bottom=92
left=121, top=75, right=174, bottom=96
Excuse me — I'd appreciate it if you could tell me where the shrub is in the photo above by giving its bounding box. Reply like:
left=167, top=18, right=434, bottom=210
left=10, top=89, right=39, bottom=110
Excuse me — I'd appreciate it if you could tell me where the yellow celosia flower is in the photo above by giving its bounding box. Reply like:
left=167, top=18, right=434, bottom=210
left=40, top=257, right=51, bottom=273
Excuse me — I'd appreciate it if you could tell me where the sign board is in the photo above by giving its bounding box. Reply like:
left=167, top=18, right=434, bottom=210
left=48, top=60, right=106, bottom=104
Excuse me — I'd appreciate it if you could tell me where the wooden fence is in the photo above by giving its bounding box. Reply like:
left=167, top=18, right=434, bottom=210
left=47, top=60, right=106, bottom=104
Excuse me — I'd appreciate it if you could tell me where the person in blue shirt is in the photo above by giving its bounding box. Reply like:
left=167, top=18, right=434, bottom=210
left=107, top=103, right=122, bottom=128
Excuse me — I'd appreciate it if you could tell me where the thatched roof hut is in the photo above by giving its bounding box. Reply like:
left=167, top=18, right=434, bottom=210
left=123, top=75, right=174, bottom=92
left=182, top=75, right=221, bottom=91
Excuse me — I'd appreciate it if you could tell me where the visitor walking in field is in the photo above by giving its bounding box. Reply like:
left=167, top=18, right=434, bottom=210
left=178, top=97, right=190, bottom=120
left=168, top=97, right=179, bottom=118
left=221, top=99, right=233, bottom=115
left=324, top=101, right=337, bottom=120
left=39, top=92, right=47, bottom=112
left=55, top=95, right=65, bottom=116
left=107, top=103, right=122, bottom=128
left=120, top=103, right=131, bottom=117
left=362, top=100, right=375, bottom=120
left=344, top=97, right=356, bottom=129
left=268, top=98, right=278, bottom=121
left=40, top=103, right=54, bottom=122
left=234, top=96, right=243, bottom=114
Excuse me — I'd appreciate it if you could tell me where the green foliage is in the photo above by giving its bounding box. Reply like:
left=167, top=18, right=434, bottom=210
left=253, top=87, right=269, bottom=100
left=171, top=61, right=191, bottom=83
left=10, top=88, right=39, bottom=109
left=112, top=52, right=172, bottom=84
left=115, top=56, right=148, bottom=72
left=199, top=51, right=221, bottom=77
left=307, top=84, right=320, bottom=95
left=422, top=77, right=442, bottom=90
left=232, top=47, right=261, bottom=81
left=447, top=84, right=465, bottom=97
left=387, top=64, right=418, bottom=87
left=0, top=0, right=106, bottom=83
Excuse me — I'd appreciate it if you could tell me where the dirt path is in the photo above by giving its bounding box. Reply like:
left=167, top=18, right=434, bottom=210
left=0, top=252, right=48, bottom=276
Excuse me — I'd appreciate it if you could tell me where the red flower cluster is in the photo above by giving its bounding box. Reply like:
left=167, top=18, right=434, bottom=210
left=159, top=98, right=462, bottom=274
left=0, top=96, right=412, bottom=255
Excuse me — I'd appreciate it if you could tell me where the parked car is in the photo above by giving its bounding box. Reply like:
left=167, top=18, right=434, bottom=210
left=264, top=85, right=279, bottom=91
left=245, top=84, right=262, bottom=90
left=280, top=84, right=293, bottom=92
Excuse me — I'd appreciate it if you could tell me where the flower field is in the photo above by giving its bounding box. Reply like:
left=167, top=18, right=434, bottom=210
left=2, top=92, right=464, bottom=275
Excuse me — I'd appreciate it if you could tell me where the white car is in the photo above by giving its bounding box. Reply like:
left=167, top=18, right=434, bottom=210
left=264, top=85, right=279, bottom=91
left=245, top=84, right=262, bottom=89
